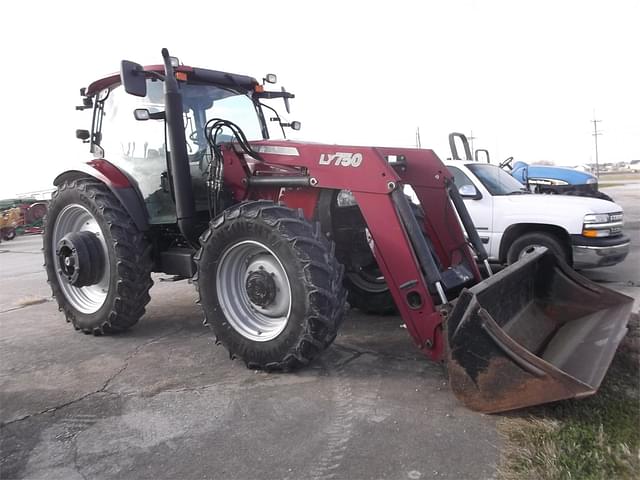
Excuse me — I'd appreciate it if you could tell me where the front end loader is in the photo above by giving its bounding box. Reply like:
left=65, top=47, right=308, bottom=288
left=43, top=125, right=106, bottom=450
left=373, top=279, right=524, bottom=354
left=43, top=49, right=633, bottom=413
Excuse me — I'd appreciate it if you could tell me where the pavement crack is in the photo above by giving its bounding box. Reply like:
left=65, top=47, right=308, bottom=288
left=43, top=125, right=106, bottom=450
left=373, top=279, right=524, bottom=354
left=0, top=327, right=183, bottom=429
left=73, top=438, right=89, bottom=480
left=0, top=298, right=51, bottom=315
left=333, top=343, right=419, bottom=364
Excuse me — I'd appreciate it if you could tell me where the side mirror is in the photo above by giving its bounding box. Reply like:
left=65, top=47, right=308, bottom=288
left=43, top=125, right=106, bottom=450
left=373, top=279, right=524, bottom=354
left=75, top=129, right=90, bottom=142
left=459, top=184, right=482, bottom=199
left=263, top=73, right=277, bottom=84
left=120, top=60, right=147, bottom=97
left=290, top=121, right=301, bottom=131
left=133, top=108, right=165, bottom=121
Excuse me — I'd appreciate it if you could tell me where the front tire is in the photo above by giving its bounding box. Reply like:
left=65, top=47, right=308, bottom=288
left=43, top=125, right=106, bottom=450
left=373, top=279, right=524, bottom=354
left=44, top=179, right=153, bottom=334
left=506, top=232, right=569, bottom=265
left=195, top=201, right=347, bottom=371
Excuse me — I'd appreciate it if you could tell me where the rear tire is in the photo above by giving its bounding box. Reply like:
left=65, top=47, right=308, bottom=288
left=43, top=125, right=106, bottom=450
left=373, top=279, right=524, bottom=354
left=195, top=201, right=347, bottom=371
left=342, top=200, right=427, bottom=315
left=2, top=228, right=16, bottom=241
left=43, top=179, right=153, bottom=334
left=345, top=267, right=397, bottom=315
left=506, top=232, right=569, bottom=265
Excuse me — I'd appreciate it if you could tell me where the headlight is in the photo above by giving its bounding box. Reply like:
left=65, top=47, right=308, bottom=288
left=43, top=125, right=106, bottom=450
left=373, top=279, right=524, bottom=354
left=582, top=212, right=624, bottom=238
left=585, top=177, right=598, bottom=185
left=336, top=189, right=358, bottom=207
left=583, top=213, right=610, bottom=224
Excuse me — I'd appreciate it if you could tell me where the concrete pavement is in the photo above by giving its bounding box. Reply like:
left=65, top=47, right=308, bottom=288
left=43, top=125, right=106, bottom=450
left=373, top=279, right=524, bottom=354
left=1, top=237, right=498, bottom=480
left=1, top=182, right=638, bottom=479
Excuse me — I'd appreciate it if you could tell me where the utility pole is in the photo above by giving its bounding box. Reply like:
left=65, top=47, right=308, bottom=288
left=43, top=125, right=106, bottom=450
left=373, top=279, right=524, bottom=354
left=468, top=130, right=476, bottom=157
left=415, top=127, right=422, bottom=148
left=592, top=115, right=602, bottom=178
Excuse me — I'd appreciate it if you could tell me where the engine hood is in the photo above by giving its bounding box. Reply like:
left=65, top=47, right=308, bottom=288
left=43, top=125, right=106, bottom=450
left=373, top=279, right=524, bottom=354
left=497, top=193, right=621, bottom=213
left=492, top=194, right=623, bottom=234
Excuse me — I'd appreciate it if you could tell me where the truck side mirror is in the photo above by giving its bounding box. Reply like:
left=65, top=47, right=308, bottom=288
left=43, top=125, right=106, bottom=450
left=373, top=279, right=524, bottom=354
left=120, top=60, right=147, bottom=97
left=459, top=184, right=482, bottom=200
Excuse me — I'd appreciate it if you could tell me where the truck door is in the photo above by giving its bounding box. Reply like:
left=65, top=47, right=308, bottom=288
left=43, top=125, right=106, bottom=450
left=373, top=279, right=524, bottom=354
left=447, top=166, right=494, bottom=255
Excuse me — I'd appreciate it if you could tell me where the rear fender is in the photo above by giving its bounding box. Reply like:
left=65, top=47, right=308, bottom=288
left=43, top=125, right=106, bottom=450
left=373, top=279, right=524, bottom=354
left=53, top=159, right=149, bottom=231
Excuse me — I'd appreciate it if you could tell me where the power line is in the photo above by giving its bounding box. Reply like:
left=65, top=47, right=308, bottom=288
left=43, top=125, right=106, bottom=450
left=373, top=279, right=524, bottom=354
left=592, top=115, right=603, bottom=178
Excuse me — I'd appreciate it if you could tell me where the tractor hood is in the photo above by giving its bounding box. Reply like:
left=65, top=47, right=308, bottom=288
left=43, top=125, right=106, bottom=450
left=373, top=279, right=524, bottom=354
left=512, top=162, right=597, bottom=185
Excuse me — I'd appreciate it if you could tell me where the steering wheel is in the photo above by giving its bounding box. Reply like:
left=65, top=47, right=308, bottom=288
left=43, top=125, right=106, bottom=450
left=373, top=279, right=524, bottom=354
left=499, top=156, right=514, bottom=170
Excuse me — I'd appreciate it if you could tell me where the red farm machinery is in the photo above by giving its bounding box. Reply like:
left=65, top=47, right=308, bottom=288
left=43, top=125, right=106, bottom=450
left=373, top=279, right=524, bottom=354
left=43, top=49, right=633, bottom=413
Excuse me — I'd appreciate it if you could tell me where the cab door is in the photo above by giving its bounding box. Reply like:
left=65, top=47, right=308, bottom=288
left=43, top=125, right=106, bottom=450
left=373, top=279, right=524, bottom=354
left=447, top=165, right=495, bottom=256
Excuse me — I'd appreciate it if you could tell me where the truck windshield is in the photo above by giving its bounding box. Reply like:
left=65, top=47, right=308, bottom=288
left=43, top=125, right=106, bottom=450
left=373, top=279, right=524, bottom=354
left=467, top=164, right=529, bottom=195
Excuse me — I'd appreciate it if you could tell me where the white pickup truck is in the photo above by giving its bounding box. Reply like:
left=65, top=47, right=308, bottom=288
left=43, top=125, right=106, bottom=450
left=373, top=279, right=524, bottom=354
left=444, top=160, right=630, bottom=269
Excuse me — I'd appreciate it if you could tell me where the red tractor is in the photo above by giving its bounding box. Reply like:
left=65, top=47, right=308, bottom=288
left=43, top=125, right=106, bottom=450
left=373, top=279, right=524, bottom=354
left=43, top=49, right=632, bottom=412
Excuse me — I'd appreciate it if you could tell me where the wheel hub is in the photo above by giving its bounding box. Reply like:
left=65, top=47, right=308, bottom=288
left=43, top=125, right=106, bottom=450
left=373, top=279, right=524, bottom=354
left=216, top=241, right=292, bottom=342
left=56, top=231, right=105, bottom=288
left=245, top=269, right=277, bottom=307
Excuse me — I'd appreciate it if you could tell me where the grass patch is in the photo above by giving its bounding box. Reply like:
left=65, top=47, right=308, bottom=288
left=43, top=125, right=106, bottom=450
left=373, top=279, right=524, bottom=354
left=599, top=182, right=628, bottom=188
left=498, top=313, right=640, bottom=480
left=598, top=173, right=640, bottom=181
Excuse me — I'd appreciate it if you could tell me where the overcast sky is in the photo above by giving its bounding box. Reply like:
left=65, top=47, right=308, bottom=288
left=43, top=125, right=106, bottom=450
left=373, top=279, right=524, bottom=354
left=1, top=0, right=638, bottom=198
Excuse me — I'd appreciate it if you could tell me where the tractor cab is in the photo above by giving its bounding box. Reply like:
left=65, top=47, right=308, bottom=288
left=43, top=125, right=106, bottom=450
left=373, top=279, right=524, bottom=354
left=78, top=61, right=296, bottom=225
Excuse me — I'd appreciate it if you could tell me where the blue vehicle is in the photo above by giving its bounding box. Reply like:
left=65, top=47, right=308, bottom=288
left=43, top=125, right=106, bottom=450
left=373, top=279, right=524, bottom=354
left=504, top=159, right=612, bottom=201
left=449, top=133, right=613, bottom=201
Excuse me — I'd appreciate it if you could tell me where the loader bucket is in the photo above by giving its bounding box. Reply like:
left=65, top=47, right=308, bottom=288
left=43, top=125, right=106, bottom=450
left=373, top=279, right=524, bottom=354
left=446, top=248, right=633, bottom=413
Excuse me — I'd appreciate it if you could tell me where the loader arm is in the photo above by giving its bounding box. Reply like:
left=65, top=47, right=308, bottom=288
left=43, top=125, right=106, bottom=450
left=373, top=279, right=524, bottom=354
left=222, top=141, right=482, bottom=360
left=222, top=140, right=633, bottom=413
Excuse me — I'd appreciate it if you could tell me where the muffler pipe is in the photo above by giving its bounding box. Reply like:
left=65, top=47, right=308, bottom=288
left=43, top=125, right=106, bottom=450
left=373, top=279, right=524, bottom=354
left=161, top=48, right=198, bottom=248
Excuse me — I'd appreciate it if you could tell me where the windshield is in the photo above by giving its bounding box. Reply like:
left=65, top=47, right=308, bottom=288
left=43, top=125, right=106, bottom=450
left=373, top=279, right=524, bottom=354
left=182, top=84, right=264, bottom=155
left=97, top=80, right=266, bottom=223
left=467, top=163, right=529, bottom=195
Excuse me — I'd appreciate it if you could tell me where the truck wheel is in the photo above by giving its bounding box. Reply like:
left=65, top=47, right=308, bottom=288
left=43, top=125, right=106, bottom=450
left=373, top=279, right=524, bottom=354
left=195, top=201, right=347, bottom=371
left=506, top=232, right=569, bottom=265
left=43, top=179, right=153, bottom=334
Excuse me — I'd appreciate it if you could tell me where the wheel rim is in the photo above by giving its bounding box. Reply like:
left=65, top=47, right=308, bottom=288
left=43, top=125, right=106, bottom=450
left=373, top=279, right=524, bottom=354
left=518, top=244, right=544, bottom=260
left=346, top=265, right=388, bottom=293
left=52, top=204, right=110, bottom=314
left=216, top=240, right=292, bottom=342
